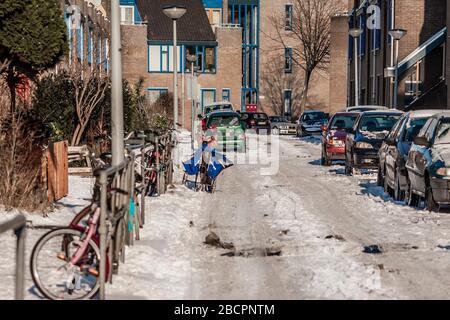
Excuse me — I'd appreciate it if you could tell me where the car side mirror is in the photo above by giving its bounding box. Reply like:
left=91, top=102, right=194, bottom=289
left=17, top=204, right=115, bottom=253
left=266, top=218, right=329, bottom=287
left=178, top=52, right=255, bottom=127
left=414, top=136, right=430, bottom=147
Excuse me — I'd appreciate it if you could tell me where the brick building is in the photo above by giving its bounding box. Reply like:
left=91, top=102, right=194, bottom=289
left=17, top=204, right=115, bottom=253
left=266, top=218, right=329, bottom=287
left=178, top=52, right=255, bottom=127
left=120, top=0, right=350, bottom=125
left=347, top=0, right=447, bottom=110
left=120, top=0, right=242, bottom=129
left=329, top=14, right=351, bottom=114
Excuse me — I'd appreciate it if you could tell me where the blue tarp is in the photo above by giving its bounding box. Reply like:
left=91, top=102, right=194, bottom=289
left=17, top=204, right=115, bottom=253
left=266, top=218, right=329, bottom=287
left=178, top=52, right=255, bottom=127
left=183, top=144, right=231, bottom=179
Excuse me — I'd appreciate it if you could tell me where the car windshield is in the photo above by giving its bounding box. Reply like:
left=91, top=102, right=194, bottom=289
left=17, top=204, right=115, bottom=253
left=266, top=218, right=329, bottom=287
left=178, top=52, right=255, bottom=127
left=253, top=113, right=268, bottom=120
left=434, top=119, right=450, bottom=145
left=302, top=112, right=326, bottom=121
left=271, top=117, right=288, bottom=122
left=359, top=115, right=401, bottom=133
left=330, top=115, right=357, bottom=130
left=404, top=118, right=429, bottom=142
left=208, top=115, right=240, bottom=128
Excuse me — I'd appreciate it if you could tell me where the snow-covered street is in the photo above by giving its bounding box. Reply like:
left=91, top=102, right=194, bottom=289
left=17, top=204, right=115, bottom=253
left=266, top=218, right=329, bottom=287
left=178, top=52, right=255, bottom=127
left=2, top=135, right=450, bottom=299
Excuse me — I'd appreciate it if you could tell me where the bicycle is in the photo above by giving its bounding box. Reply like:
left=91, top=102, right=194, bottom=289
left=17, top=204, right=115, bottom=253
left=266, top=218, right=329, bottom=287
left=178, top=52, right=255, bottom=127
left=30, top=178, right=129, bottom=300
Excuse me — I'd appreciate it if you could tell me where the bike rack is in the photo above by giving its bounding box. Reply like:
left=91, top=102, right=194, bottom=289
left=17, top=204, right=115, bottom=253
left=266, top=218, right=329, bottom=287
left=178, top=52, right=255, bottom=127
left=0, top=215, right=26, bottom=300
left=97, top=156, right=134, bottom=300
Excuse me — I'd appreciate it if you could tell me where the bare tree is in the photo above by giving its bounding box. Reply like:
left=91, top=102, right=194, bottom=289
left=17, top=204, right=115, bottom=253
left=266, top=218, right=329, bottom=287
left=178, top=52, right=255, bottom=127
left=267, top=0, right=343, bottom=113
left=260, top=56, right=304, bottom=117
left=66, top=30, right=110, bottom=146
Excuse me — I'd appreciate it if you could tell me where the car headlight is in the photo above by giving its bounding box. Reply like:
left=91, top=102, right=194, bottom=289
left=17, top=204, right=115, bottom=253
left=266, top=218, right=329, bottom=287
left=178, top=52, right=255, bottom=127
left=356, top=142, right=374, bottom=149
left=436, top=168, right=450, bottom=176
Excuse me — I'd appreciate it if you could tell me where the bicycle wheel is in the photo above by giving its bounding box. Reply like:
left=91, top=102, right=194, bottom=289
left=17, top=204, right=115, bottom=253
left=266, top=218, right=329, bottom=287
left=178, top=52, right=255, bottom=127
left=30, top=228, right=101, bottom=300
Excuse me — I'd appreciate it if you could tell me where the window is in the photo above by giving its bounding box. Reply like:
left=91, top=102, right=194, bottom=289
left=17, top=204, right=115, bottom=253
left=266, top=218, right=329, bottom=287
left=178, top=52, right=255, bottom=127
left=105, top=38, right=109, bottom=72
left=284, top=48, right=293, bottom=73
left=76, top=22, right=84, bottom=61
left=120, top=6, right=134, bottom=25
left=201, top=89, right=216, bottom=111
left=148, top=45, right=182, bottom=72
left=222, top=89, right=231, bottom=102
left=97, top=34, right=102, bottom=65
left=285, top=4, right=293, bottom=31
left=65, top=13, right=73, bottom=62
left=147, top=88, right=168, bottom=104
left=87, top=27, right=93, bottom=65
left=184, top=45, right=216, bottom=74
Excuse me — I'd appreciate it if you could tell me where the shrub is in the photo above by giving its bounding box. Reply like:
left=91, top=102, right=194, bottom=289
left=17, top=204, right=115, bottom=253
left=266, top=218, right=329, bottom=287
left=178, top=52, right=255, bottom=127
left=0, top=102, right=49, bottom=211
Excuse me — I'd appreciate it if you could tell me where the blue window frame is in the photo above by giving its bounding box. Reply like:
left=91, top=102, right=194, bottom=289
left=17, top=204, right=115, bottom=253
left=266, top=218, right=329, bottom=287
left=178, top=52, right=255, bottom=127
left=359, top=15, right=366, bottom=57
left=285, top=4, right=293, bottom=31
left=97, top=34, right=102, bottom=65
left=87, top=27, right=93, bottom=65
left=149, top=45, right=216, bottom=74
left=348, top=10, right=354, bottom=61
left=105, top=38, right=109, bottom=72
left=222, top=89, right=231, bottom=102
left=65, top=13, right=73, bottom=62
left=76, top=22, right=84, bottom=61
left=284, top=47, right=293, bottom=73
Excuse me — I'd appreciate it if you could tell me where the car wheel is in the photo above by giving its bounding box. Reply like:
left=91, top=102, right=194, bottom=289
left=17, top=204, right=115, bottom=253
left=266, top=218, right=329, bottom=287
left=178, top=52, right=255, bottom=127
left=384, top=173, right=392, bottom=197
left=320, top=148, right=326, bottom=166
left=272, top=127, right=279, bottom=135
left=377, top=165, right=384, bottom=187
left=425, top=182, right=439, bottom=212
left=394, top=169, right=405, bottom=201
left=344, top=154, right=352, bottom=175
left=406, top=176, right=420, bottom=207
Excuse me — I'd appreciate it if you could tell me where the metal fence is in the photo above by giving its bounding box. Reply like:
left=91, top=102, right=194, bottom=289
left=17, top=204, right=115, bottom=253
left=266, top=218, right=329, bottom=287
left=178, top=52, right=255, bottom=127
left=98, top=156, right=134, bottom=300
left=0, top=215, right=26, bottom=300
left=95, top=130, right=176, bottom=300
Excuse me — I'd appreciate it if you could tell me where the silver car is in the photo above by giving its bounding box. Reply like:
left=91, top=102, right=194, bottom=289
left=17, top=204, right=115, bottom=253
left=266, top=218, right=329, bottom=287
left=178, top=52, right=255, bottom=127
left=269, top=116, right=297, bottom=135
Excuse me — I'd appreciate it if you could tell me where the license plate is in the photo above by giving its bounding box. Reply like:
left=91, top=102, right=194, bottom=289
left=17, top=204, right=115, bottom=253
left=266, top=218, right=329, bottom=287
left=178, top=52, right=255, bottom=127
left=258, top=122, right=266, bottom=125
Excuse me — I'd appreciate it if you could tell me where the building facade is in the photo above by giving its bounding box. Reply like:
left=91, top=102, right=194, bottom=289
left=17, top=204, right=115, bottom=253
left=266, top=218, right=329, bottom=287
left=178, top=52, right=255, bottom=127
left=60, top=0, right=111, bottom=75
left=121, top=0, right=349, bottom=124
left=347, top=0, right=447, bottom=110
left=120, top=0, right=242, bottom=129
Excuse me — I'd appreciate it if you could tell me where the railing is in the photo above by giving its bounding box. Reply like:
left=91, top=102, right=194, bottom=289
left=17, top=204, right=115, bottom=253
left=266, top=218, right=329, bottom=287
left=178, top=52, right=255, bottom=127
left=98, top=156, right=134, bottom=300
left=96, top=130, right=176, bottom=299
left=0, top=215, right=26, bottom=300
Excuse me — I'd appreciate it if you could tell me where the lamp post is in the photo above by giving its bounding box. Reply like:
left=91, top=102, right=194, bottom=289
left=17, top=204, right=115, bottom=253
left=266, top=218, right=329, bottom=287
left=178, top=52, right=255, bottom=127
left=349, top=28, right=363, bottom=107
left=163, top=5, right=187, bottom=129
left=187, top=54, right=197, bottom=151
left=389, top=28, right=407, bottom=109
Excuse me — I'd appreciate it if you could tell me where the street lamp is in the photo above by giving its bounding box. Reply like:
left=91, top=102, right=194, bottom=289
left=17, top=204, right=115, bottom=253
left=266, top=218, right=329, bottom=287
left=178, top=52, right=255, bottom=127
left=186, top=53, right=197, bottom=151
left=163, top=5, right=187, bottom=128
left=389, top=28, right=407, bottom=109
left=349, top=28, right=363, bottom=107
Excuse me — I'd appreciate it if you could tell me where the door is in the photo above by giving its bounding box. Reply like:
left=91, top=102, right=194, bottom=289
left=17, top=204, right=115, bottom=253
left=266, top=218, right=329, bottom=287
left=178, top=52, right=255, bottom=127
left=385, top=117, right=406, bottom=186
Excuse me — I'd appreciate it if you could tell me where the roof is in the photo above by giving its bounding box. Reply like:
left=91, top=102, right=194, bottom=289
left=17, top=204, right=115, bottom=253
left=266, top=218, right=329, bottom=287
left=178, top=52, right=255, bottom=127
left=333, top=112, right=360, bottom=116
left=136, top=0, right=217, bottom=45
left=432, top=111, right=450, bottom=118
left=204, top=102, right=234, bottom=107
left=408, top=109, right=445, bottom=119
left=207, top=110, right=240, bottom=116
left=360, top=110, right=404, bottom=116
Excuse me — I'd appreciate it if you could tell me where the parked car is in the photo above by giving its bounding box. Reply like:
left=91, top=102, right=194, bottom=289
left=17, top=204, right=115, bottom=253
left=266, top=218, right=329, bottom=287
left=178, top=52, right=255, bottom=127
left=240, top=112, right=271, bottom=134
left=296, top=110, right=329, bottom=137
left=378, top=110, right=442, bottom=201
left=203, top=102, right=234, bottom=116
left=346, top=105, right=388, bottom=113
left=405, top=111, right=450, bottom=211
left=345, top=110, right=403, bottom=175
left=269, top=116, right=296, bottom=135
left=320, top=112, right=359, bottom=166
left=204, top=111, right=246, bottom=152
